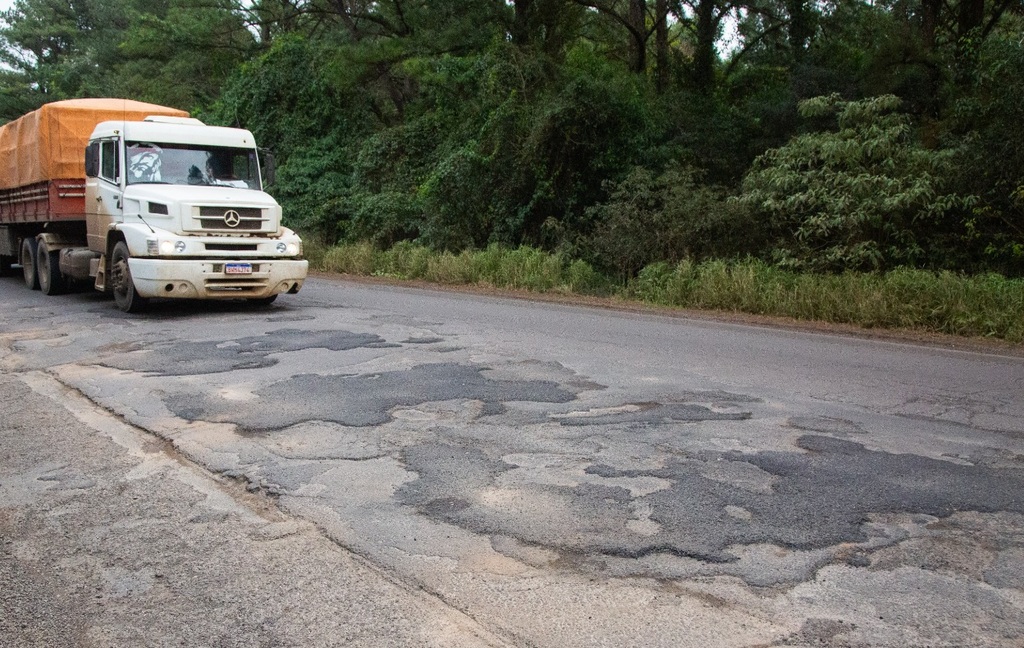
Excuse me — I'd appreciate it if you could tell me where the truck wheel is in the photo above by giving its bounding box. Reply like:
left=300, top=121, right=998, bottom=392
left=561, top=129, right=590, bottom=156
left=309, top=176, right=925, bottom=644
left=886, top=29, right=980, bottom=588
left=20, top=238, right=39, bottom=290
left=111, top=241, right=148, bottom=313
left=36, top=240, right=66, bottom=296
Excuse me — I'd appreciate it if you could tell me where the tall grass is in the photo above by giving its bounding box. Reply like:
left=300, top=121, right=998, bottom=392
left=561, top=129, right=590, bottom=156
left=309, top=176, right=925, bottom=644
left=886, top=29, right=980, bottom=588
left=631, top=259, right=1024, bottom=341
left=305, top=241, right=1024, bottom=343
left=312, top=241, right=614, bottom=295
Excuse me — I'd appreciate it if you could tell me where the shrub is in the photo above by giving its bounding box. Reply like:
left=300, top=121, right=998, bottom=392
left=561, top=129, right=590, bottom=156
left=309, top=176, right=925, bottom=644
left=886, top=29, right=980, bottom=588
left=738, top=94, right=976, bottom=272
left=949, top=35, right=1024, bottom=276
left=584, top=165, right=760, bottom=280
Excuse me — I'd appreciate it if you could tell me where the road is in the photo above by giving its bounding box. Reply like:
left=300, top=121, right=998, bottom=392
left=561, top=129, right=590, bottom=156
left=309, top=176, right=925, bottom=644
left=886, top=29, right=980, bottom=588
left=2, top=274, right=1023, bottom=647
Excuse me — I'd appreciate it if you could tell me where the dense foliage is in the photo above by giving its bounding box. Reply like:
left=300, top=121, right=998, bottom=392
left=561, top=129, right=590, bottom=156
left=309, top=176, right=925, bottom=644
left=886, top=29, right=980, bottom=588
left=2, top=0, right=1022, bottom=276
left=739, top=94, right=974, bottom=272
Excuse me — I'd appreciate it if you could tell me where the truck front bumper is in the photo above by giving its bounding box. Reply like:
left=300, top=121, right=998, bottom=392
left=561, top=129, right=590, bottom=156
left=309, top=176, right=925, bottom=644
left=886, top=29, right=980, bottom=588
left=127, top=258, right=308, bottom=300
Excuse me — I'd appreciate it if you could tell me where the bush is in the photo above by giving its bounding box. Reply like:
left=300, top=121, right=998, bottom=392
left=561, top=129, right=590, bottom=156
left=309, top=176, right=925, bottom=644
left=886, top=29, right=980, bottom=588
left=344, top=43, right=667, bottom=251
left=583, top=164, right=761, bottom=280
left=349, top=191, right=424, bottom=248
left=948, top=35, right=1024, bottom=276
left=739, top=94, right=976, bottom=272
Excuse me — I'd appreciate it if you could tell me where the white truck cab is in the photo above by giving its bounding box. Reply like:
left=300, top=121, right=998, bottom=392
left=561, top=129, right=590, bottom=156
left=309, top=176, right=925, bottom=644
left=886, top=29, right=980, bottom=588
left=84, top=116, right=307, bottom=311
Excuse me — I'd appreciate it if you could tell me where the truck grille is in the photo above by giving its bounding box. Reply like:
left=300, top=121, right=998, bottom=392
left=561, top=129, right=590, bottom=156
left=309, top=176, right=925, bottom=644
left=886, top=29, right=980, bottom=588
left=206, top=243, right=259, bottom=252
left=198, top=206, right=266, bottom=232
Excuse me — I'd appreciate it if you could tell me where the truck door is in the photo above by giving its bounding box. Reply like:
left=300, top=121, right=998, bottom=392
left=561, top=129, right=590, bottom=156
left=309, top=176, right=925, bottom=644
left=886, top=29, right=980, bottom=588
left=85, top=137, right=124, bottom=253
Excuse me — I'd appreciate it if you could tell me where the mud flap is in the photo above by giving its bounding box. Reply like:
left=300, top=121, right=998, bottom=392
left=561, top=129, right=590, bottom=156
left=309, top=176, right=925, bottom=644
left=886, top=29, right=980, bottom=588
left=93, top=254, right=108, bottom=292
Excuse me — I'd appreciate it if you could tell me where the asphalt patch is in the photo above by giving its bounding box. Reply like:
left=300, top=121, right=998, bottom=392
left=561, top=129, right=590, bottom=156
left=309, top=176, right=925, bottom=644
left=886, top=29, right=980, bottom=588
left=96, top=329, right=396, bottom=375
left=398, top=435, right=1024, bottom=565
left=164, top=362, right=576, bottom=431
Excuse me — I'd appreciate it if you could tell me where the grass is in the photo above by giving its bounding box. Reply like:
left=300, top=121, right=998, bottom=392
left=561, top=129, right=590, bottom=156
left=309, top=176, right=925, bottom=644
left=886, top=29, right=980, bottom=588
left=304, top=240, right=1024, bottom=343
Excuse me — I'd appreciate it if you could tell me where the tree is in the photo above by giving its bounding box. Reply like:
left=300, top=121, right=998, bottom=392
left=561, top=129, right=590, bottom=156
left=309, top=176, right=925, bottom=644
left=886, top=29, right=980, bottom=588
left=0, top=0, right=119, bottom=112
left=512, top=0, right=583, bottom=55
left=113, top=0, right=256, bottom=109
left=739, top=94, right=974, bottom=272
left=0, top=0, right=255, bottom=116
left=573, top=0, right=653, bottom=73
left=947, top=28, right=1024, bottom=274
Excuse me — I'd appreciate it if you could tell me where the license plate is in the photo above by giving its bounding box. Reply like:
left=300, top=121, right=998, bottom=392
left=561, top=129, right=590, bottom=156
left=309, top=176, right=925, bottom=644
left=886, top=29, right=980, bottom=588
left=225, top=263, right=252, bottom=275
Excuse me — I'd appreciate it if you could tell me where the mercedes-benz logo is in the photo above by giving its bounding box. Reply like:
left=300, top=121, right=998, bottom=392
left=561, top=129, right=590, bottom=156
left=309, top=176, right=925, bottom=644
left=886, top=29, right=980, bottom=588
left=223, top=210, right=241, bottom=228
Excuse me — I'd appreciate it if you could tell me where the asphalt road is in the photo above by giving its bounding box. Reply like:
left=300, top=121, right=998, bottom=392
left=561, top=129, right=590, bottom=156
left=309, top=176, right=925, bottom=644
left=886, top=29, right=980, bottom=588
left=2, top=273, right=1023, bottom=647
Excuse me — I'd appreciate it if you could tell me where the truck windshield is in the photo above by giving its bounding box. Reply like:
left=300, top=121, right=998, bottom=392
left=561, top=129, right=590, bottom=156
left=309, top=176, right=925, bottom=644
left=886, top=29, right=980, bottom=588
left=125, top=142, right=261, bottom=190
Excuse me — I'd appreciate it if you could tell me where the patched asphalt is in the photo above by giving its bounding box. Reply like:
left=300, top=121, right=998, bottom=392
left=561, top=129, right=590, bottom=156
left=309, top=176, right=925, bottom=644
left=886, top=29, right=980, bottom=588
left=107, top=326, right=1024, bottom=574
left=395, top=434, right=1024, bottom=564
left=5, top=276, right=1024, bottom=647
left=96, top=328, right=396, bottom=375
left=165, top=362, right=576, bottom=430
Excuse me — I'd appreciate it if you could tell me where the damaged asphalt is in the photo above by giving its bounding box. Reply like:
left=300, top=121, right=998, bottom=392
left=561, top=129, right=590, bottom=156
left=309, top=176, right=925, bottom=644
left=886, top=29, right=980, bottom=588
left=3, top=275, right=1024, bottom=647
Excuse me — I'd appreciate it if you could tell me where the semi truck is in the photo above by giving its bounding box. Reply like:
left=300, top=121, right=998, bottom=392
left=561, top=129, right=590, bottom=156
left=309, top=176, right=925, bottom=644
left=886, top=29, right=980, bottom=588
left=0, top=98, right=307, bottom=312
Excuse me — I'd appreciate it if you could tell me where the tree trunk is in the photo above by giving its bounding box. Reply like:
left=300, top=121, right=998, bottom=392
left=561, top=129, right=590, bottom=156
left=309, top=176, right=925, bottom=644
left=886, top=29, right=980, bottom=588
left=955, top=0, right=985, bottom=82
left=957, top=0, right=985, bottom=39
left=920, top=0, right=940, bottom=52
left=655, top=0, right=669, bottom=91
left=628, top=0, right=647, bottom=73
left=692, top=0, right=716, bottom=92
left=512, top=0, right=534, bottom=46
left=785, top=0, right=813, bottom=63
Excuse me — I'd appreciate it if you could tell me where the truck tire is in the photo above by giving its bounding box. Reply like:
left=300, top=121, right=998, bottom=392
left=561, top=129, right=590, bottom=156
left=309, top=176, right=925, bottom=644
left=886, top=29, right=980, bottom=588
left=20, top=238, right=39, bottom=290
left=36, top=239, right=66, bottom=296
left=111, top=241, right=148, bottom=313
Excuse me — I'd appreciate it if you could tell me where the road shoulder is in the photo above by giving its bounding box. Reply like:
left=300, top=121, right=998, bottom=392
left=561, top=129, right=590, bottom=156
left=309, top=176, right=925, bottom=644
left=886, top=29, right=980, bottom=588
left=0, top=371, right=508, bottom=648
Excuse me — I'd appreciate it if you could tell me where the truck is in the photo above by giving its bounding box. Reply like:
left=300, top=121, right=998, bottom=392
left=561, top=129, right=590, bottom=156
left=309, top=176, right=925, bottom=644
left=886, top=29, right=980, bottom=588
left=0, top=98, right=307, bottom=312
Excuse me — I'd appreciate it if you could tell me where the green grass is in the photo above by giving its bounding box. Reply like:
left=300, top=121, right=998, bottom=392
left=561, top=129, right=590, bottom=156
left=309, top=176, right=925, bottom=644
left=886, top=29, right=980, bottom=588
left=305, top=241, right=1024, bottom=343
left=312, top=241, right=616, bottom=296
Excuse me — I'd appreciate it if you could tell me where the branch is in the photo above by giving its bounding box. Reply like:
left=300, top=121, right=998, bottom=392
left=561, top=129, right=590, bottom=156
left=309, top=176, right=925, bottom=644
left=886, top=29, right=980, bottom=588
left=982, top=0, right=1019, bottom=38
left=573, top=0, right=649, bottom=41
left=723, top=19, right=789, bottom=79
left=324, top=0, right=406, bottom=38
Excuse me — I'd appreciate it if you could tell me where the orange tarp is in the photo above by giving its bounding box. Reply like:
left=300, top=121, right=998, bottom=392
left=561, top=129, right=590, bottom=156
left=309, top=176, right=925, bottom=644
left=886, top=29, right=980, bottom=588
left=0, top=98, right=189, bottom=190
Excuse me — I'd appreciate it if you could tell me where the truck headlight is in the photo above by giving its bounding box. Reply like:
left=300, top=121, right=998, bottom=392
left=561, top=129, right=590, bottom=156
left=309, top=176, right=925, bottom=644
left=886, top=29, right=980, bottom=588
left=153, top=240, right=186, bottom=254
left=276, top=242, right=287, bottom=253
left=287, top=242, right=300, bottom=256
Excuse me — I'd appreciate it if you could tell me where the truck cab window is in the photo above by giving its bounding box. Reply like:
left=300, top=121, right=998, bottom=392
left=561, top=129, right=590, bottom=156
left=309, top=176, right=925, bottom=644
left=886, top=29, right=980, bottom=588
left=100, top=139, right=119, bottom=183
left=85, top=142, right=100, bottom=177
left=127, top=143, right=163, bottom=183
left=125, top=141, right=260, bottom=189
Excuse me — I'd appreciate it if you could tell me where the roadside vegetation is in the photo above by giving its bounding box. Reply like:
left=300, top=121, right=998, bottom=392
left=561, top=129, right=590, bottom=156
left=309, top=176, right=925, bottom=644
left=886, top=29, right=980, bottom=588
left=3, top=0, right=1022, bottom=341
left=308, top=241, right=1024, bottom=343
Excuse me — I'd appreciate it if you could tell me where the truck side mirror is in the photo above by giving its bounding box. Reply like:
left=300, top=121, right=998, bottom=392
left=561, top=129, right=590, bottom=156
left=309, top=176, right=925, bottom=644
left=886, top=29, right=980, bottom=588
left=85, top=142, right=100, bottom=177
left=260, top=150, right=276, bottom=187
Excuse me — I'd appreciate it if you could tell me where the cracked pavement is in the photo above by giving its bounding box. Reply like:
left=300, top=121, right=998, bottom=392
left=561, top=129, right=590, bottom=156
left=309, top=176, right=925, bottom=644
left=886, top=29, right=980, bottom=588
left=2, top=275, right=1024, bottom=647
